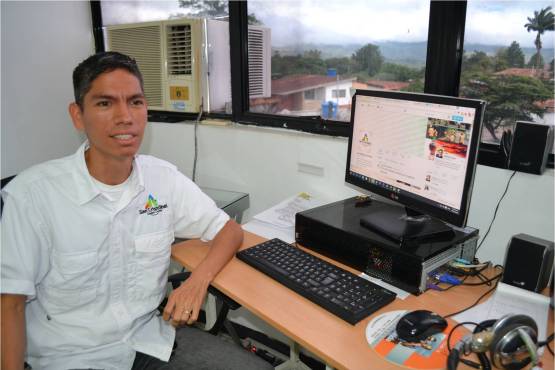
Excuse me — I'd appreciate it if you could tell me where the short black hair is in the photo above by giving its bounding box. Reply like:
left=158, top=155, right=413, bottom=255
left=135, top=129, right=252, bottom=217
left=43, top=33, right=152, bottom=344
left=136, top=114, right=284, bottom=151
left=72, top=51, right=144, bottom=108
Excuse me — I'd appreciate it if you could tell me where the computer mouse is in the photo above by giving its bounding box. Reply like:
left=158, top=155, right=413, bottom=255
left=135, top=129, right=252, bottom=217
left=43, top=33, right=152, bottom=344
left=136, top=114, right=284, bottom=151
left=395, top=310, right=447, bottom=342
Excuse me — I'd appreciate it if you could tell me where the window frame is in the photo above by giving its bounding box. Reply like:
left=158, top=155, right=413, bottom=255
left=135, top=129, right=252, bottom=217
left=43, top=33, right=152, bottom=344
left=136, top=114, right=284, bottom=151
left=91, top=0, right=553, bottom=169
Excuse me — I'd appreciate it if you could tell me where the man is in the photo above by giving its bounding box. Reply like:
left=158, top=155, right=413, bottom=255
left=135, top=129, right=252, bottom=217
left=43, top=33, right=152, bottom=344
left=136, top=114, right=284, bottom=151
left=1, top=52, right=269, bottom=370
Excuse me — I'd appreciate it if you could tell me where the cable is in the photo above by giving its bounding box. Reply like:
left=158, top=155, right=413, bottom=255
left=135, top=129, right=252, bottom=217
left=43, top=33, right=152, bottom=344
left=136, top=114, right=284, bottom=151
left=547, top=342, right=554, bottom=356
left=444, top=280, right=499, bottom=319
left=475, top=171, right=517, bottom=252
left=461, top=271, right=503, bottom=286
left=191, top=100, right=204, bottom=183
left=447, top=321, right=481, bottom=352
left=538, top=332, right=554, bottom=356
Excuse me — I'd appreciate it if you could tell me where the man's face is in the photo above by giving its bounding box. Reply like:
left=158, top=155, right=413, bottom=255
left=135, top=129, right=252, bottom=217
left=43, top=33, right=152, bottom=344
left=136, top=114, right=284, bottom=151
left=70, top=68, right=147, bottom=164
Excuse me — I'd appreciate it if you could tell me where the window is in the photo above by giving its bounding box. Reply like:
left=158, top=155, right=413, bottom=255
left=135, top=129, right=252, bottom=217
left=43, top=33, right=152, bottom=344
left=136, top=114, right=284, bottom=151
left=245, top=0, right=430, bottom=122
left=332, top=89, right=346, bottom=98
left=461, top=1, right=554, bottom=152
left=99, top=0, right=231, bottom=116
left=92, top=1, right=553, bottom=168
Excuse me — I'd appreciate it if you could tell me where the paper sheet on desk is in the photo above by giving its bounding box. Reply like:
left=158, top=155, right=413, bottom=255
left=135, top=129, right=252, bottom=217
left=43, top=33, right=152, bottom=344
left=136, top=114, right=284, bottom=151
left=243, top=192, right=326, bottom=243
left=242, top=219, right=295, bottom=244
left=253, top=192, right=325, bottom=229
left=453, top=282, right=551, bottom=341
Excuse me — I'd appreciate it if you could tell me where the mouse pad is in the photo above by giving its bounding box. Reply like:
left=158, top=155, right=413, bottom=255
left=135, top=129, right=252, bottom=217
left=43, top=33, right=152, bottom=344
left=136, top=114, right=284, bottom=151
left=366, top=310, right=464, bottom=370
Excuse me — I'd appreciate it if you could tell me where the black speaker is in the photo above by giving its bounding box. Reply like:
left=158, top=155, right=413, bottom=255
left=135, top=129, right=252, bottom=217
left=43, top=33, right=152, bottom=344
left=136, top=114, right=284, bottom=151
left=502, top=233, right=554, bottom=292
left=508, top=121, right=553, bottom=174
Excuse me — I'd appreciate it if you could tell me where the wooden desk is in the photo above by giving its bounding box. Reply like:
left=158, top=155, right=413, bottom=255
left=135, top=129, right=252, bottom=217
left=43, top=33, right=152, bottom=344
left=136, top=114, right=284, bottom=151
left=172, top=231, right=554, bottom=370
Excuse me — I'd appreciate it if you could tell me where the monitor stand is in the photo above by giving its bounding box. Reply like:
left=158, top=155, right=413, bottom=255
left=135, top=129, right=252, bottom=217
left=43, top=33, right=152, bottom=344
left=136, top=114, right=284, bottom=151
left=359, top=205, right=455, bottom=244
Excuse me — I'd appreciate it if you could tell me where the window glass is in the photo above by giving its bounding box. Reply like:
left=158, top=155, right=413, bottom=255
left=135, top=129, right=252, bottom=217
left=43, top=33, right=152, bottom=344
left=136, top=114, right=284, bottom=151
left=247, top=0, right=429, bottom=121
left=101, top=1, right=231, bottom=114
left=461, top=1, right=554, bottom=150
left=304, top=90, right=315, bottom=100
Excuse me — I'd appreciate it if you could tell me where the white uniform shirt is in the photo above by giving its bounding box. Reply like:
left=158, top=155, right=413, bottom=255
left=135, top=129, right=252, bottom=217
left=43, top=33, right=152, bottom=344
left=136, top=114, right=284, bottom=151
left=1, top=142, right=229, bottom=370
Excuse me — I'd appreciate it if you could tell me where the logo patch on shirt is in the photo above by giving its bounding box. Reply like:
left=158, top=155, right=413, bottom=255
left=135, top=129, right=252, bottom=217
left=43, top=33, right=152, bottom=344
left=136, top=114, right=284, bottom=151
left=139, top=194, right=168, bottom=216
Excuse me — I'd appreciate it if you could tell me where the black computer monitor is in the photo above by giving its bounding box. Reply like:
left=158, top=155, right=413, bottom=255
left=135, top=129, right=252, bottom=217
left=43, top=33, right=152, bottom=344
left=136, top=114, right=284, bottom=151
left=345, top=89, right=485, bottom=243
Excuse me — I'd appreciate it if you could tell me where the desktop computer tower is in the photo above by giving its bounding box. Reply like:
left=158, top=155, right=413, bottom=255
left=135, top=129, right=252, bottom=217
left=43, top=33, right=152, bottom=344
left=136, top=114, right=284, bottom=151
left=295, top=197, right=478, bottom=294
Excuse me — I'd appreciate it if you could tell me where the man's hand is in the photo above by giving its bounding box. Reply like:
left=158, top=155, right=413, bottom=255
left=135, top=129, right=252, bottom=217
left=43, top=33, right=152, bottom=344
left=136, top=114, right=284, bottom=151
left=162, top=272, right=210, bottom=326
left=163, top=219, right=243, bottom=326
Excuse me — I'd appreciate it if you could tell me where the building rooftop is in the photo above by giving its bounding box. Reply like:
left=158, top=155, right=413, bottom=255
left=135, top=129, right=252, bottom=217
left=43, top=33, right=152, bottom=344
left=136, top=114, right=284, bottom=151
left=494, top=68, right=550, bottom=79
left=272, top=74, right=355, bottom=95
left=366, top=80, right=411, bottom=91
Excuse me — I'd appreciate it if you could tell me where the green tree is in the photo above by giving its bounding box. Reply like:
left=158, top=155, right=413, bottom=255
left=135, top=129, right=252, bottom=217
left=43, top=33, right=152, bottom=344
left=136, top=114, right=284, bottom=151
left=493, top=49, right=509, bottom=72
left=178, top=0, right=227, bottom=17
left=524, top=6, right=554, bottom=70
left=325, top=57, right=354, bottom=75
left=299, top=50, right=327, bottom=74
left=377, top=63, right=423, bottom=81
left=271, top=51, right=327, bottom=77
left=461, top=74, right=551, bottom=140
left=178, top=0, right=261, bottom=24
left=462, top=51, right=494, bottom=74
left=505, top=41, right=525, bottom=67
left=493, top=42, right=526, bottom=72
left=527, top=53, right=545, bottom=68
left=402, top=79, right=424, bottom=92
left=352, top=43, right=383, bottom=76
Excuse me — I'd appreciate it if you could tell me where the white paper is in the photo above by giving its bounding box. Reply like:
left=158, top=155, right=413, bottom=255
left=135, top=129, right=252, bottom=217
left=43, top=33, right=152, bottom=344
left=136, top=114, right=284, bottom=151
left=253, top=192, right=325, bottom=229
left=242, top=219, right=295, bottom=244
left=453, top=282, right=551, bottom=341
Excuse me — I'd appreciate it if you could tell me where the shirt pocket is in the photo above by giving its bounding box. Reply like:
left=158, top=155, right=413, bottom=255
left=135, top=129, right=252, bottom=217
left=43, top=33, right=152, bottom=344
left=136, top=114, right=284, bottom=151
left=42, top=249, right=100, bottom=314
left=131, top=229, right=174, bottom=301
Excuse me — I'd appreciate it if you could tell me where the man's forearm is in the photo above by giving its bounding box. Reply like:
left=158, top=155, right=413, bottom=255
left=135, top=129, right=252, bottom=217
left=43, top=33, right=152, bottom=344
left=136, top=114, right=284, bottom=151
left=1, top=294, right=27, bottom=370
left=194, top=219, right=243, bottom=282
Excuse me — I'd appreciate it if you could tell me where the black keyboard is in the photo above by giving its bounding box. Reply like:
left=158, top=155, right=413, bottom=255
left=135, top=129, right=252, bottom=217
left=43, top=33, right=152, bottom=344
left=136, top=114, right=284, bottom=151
left=236, top=238, right=396, bottom=325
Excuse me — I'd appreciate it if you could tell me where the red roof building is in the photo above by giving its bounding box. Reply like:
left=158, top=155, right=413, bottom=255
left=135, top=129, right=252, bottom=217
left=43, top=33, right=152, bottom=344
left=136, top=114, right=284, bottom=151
left=366, top=80, right=411, bottom=91
left=494, top=68, right=551, bottom=79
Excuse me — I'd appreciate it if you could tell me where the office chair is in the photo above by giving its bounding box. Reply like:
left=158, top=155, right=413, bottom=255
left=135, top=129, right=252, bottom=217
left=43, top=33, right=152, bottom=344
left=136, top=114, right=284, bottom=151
left=1, top=175, right=17, bottom=216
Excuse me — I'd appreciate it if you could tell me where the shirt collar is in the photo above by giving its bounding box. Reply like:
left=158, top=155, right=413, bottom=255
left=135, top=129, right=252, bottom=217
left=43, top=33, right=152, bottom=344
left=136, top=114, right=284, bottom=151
left=71, top=141, right=145, bottom=205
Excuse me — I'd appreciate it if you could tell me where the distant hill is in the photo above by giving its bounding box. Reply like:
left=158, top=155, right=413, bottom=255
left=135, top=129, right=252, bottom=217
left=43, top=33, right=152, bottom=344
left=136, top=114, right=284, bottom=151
left=464, top=43, right=553, bottom=63
left=272, top=41, right=554, bottom=68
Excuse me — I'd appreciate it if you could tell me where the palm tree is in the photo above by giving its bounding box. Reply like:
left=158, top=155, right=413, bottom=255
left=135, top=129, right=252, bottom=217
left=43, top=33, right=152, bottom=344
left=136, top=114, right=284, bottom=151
left=524, top=6, right=554, bottom=70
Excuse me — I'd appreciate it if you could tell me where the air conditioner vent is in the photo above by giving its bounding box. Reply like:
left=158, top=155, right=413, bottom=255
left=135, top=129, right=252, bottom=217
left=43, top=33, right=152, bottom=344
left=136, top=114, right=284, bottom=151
left=108, top=25, right=163, bottom=107
left=248, top=28, right=265, bottom=97
left=167, top=25, right=192, bottom=75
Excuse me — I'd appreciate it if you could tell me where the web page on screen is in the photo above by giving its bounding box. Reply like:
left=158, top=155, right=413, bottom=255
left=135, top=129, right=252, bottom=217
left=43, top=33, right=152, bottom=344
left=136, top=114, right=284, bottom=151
left=349, top=95, right=476, bottom=214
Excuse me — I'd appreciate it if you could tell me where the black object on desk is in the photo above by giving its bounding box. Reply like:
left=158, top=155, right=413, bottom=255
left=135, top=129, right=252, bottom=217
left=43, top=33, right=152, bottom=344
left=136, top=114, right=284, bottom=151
left=237, top=238, right=396, bottom=325
left=296, top=197, right=479, bottom=295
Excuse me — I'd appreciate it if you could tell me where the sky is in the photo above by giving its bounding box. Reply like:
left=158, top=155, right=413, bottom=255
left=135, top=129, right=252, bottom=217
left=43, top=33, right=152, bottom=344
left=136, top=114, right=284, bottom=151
left=102, top=0, right=555, bottom=48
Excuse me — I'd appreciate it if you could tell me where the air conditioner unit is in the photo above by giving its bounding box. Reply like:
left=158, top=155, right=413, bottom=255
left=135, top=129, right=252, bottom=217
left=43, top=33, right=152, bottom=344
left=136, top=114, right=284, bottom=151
left=106, top=19, right=203, bottom=113
left=247, top=25, right=271, bottom=99
left=204, top=21, right=271, bottom=112
left=106, top=18, right=271, bottom=113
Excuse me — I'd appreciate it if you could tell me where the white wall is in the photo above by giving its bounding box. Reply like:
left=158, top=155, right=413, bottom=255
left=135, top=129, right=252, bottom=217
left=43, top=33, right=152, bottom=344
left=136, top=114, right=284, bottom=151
left=144, top=121, right=555, bottom=266
left=1, top=1, right=93, bottom=178
left=324, top=80, right=353, bottom=106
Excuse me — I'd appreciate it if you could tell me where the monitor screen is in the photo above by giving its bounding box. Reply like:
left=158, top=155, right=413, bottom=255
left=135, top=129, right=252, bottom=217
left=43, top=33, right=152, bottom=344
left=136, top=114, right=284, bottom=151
left=345, top=90, right=485, bottom=237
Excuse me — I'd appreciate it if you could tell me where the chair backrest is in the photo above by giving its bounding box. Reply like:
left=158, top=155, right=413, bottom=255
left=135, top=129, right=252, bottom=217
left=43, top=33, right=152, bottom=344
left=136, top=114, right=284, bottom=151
left=1, top=175, right=17, bottom=217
